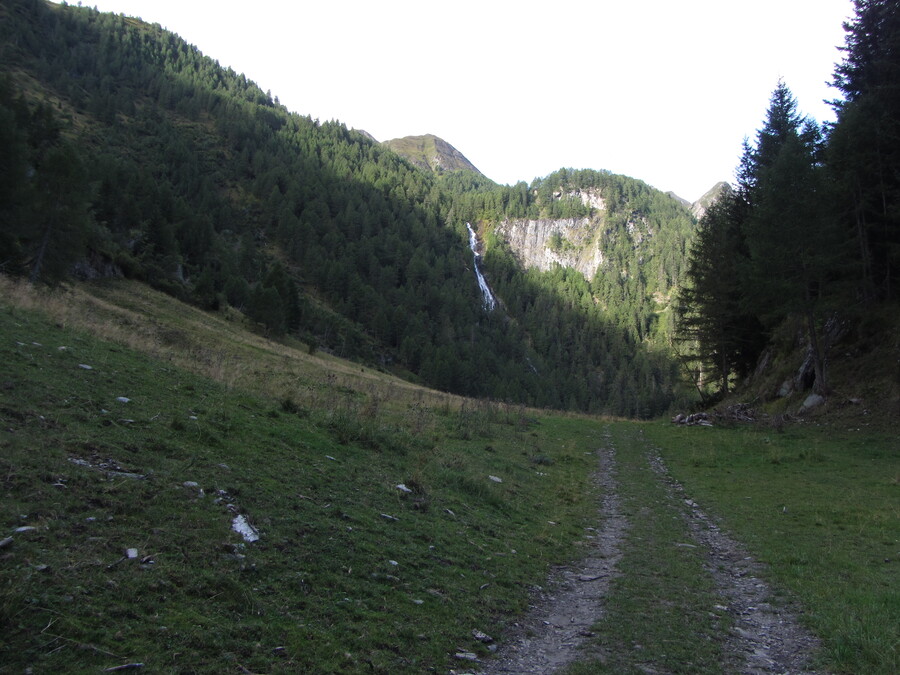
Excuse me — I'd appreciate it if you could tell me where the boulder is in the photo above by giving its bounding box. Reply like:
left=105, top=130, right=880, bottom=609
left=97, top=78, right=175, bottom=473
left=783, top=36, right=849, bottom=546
left=801, top=393, right=825, bottom=410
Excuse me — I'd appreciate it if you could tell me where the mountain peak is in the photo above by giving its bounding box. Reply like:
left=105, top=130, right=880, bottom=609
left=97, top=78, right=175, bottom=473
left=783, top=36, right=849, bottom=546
left=382, top=134, right=482, bottom=175
left=691, top=181, right=732, bottom=219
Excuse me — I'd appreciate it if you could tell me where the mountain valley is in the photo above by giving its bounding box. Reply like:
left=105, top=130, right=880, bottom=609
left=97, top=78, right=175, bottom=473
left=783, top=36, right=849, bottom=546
left=0, top=0, right=708, bottom=417
left=1, top=2, right=899, bottom=673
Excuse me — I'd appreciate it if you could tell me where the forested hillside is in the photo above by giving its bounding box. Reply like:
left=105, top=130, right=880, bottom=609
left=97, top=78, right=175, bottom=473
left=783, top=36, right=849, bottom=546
left=0, top=0, right=701, bottom=416
left=448, top=168, right=696, bottom=414
left=677, top=0, right=900, bottom=404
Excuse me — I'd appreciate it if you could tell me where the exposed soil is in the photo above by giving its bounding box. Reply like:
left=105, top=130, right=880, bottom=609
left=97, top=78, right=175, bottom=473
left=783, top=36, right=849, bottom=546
left=474, top=441, right=627, bottom=674
left=472, top=433, right=826, bottom=675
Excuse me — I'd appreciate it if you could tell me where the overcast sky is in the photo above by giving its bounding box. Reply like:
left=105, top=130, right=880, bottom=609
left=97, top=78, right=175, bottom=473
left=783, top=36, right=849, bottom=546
left=57, top=0, right=854, bottom=201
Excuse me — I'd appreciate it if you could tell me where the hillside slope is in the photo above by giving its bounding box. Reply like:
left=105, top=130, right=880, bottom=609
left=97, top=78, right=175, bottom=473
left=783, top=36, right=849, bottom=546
left=0, top=0, right=699, bottom=416
left=0, top=276, right=604, bottom=673
left=2, top=276, right=894, bottom=675
left=382, top=133, right=482, bottom=175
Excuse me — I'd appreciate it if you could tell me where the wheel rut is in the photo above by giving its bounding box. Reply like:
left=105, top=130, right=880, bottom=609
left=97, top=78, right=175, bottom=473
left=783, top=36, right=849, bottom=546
left=475, top=438, right=627, bottom=674
left=646, top=449, right=826, bottom=674
left=472, top=427, right=827, bottom=675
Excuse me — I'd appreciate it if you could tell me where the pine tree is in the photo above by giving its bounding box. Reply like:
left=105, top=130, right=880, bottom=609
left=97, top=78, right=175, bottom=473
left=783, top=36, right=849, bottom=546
left=828, top=0, right=900, bottom=301
left=740, top=82, right=839, bottom=394
left=677, top=191, right=765, bottom=397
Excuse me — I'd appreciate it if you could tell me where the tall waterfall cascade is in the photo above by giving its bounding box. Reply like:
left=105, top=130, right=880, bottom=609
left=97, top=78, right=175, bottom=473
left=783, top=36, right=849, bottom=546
left=466, top=223, right=497, bottom=311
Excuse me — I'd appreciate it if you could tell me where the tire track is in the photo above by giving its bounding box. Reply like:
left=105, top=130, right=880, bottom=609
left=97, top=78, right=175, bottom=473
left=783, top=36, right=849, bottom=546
left=646, top=449, right=826, bottom=675
left=475, top=439, right=627, bottom=674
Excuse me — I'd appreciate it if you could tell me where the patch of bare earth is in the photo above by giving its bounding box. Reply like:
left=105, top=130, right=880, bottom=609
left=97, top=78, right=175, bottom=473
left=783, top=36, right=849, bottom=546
left=646, top=451, right=827, bottom=675
left=474, top=441, right=627, bottom=674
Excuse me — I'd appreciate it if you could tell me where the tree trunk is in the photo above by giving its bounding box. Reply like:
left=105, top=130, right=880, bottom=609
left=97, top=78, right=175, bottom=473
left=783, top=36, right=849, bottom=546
left=29, top=221, right=53, bottom=284
left=852, top=178, right=875, bottom=303
left=720, top=350, right=730, bottom=395
left=805, top=304, right=829, bottom=396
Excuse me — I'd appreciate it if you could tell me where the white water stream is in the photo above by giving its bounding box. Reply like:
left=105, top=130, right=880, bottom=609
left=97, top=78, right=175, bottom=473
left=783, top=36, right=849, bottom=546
left=466, top=223, right=497, bottom=311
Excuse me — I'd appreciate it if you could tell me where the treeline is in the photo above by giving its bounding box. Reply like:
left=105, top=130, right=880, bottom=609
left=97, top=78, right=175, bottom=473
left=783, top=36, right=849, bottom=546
left=0, top=0, right=695, bottom=415
left=677, top=0, right=900, bottom=399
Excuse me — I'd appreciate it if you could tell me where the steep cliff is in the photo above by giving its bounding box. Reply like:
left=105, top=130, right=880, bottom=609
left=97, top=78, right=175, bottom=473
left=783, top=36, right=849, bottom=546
left=494, top=216, right=605, bottom=279
left=492, top=187, right=659, bottom=282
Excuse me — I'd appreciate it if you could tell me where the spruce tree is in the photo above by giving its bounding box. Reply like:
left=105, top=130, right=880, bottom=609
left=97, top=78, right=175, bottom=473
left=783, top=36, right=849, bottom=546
left=740, top=82, right=839, bottom=394
left=677, top=191, right=764, bottom=397
left=828, top=0, right=900, bottom=301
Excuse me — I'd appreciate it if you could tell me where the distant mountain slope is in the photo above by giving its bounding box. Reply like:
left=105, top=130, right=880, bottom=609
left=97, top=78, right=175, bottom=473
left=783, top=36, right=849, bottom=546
left=0, top=0, right=690, bottom=416
left=691, top=181, right=732, bottom=220
left=440, top=168, right=698, bottom=416
left=666, top=191, right=692, bottom=209
left=382, top=134, right=482, bottom=175
left=473, top=169, right=696, bottom=348
left=494, top=179, right=694, bottom=284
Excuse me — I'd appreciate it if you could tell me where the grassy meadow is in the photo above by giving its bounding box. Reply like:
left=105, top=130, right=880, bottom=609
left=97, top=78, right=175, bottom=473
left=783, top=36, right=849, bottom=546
left=1, top=277, right=896, bottom=674
left=642, top=422, right=899, bottom=674
left=0, top=278, right=604, bottom=673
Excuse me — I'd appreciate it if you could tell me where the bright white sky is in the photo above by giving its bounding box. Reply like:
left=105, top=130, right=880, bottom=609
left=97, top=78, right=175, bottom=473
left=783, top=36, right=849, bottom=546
left=58, top=0, right=854, bottom=201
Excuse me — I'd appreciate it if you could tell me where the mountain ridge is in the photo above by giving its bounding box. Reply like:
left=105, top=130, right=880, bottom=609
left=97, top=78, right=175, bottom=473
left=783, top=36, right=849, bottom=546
left=690, top=181, right=732, bottom=219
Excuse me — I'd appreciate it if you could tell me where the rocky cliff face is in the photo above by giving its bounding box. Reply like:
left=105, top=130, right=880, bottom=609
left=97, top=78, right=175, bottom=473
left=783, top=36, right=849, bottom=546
left=494, top=216, right=606, bottom=279
left=491, top=186, right=674, bottom=282
left=492, top=188, right=637, bottom=280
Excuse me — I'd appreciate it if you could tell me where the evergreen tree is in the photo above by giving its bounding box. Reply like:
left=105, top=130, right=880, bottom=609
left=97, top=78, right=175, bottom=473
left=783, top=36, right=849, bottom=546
left=828, top=0, right=900, bottom=301
left=0, top=77, right=93, bottom=284
left=247, top=284, right=285, bottom=335
left=27, top=141, right=94, bottom=284
left=677, top=191, right=764, bottom=397
left=740, top=82, right=839, bottom=394
left=0, top=90, right=30, bottom=272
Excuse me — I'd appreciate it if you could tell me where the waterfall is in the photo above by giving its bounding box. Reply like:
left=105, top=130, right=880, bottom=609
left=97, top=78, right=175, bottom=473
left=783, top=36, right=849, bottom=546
left=466, top=223, right=497, bottom=311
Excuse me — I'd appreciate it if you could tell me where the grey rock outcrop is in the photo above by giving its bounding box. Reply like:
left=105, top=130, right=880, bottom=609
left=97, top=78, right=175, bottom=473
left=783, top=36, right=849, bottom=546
left=801, top=393, right=826, bottom=411
left=493, top=217, right=605, bottom=279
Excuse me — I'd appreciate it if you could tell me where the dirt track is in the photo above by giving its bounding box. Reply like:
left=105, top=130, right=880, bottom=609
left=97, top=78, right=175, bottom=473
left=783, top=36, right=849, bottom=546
left=474, top=427, right=824, bottom=675
left=475, top=442, right=626, bottom=673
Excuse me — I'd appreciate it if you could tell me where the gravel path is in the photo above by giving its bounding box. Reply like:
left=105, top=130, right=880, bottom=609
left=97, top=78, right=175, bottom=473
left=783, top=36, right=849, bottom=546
left=470, top=428, right=826, bottom=675
left=646, top=450, right=825, bottom=675
left=475, top=439, right=627, bottom=674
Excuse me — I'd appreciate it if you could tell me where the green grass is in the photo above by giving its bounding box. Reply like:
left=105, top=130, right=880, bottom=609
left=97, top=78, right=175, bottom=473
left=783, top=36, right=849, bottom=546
left=2, top=278, right=897, bottom=674
left=0, top=288, right=603, bottom=673
left=641, top=421, right=900, bottom=675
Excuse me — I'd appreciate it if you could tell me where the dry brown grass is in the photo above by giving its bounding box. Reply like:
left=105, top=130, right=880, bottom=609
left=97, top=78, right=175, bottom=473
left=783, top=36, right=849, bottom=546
left=0, top=276, right=466, bottom=414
